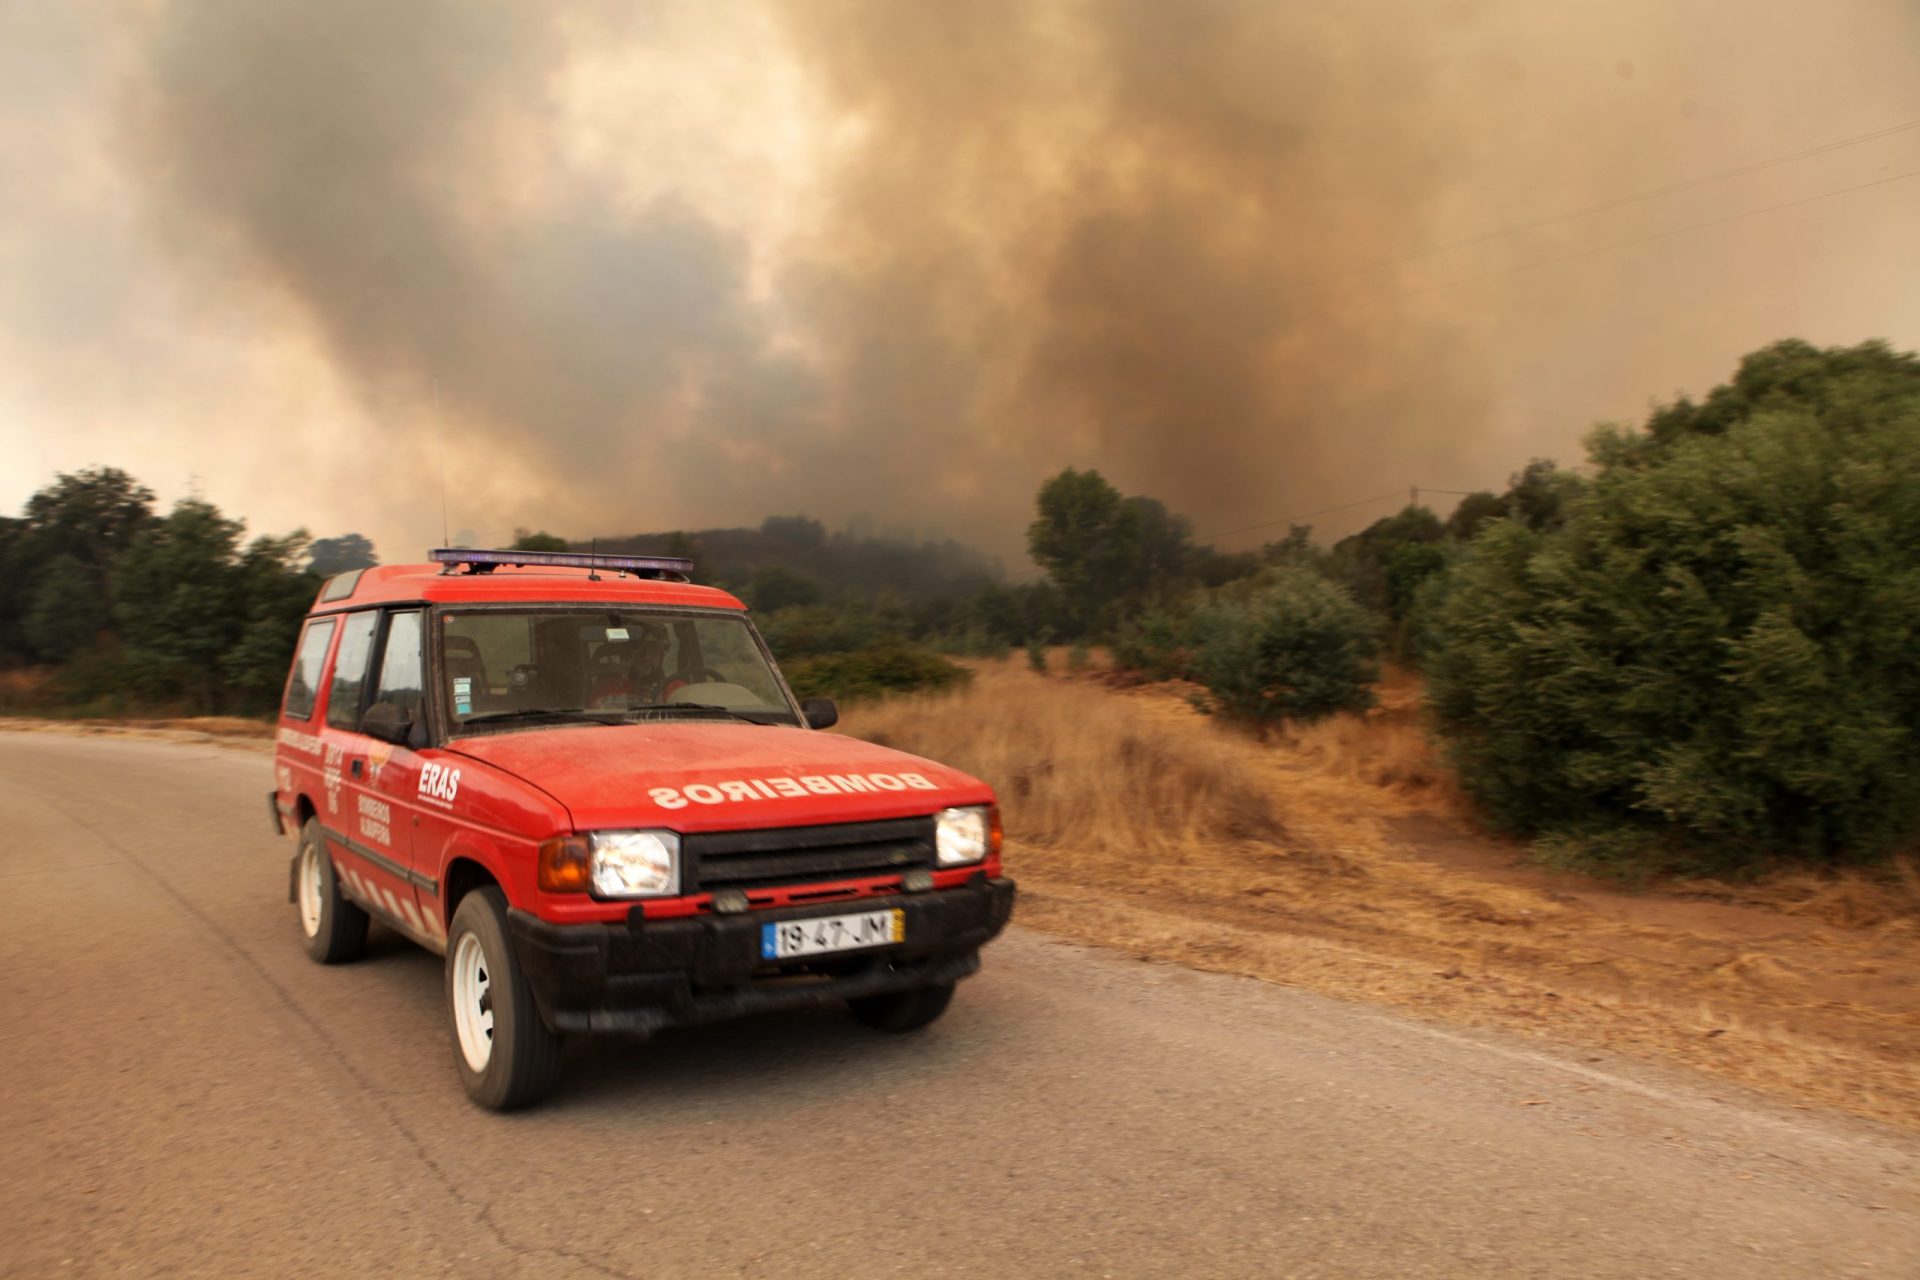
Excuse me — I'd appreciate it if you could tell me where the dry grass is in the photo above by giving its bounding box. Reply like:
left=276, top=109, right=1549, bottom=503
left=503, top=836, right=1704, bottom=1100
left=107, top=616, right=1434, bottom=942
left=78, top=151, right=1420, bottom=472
left=847, top=665, right=1281, bottom=858
left=838, top=656, right=1920, bottom=1129
left=0, top=715, right=275, bottom=750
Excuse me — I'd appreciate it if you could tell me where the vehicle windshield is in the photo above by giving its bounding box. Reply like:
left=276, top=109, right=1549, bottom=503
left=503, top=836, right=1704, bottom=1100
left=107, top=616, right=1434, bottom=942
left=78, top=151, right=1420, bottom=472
left=439, top=608, right=798, bottom=733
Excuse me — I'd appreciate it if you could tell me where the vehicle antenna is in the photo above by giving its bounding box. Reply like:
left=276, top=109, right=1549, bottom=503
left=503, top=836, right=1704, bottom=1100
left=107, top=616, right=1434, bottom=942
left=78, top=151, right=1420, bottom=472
left=434, top=378, right=450, bottom=548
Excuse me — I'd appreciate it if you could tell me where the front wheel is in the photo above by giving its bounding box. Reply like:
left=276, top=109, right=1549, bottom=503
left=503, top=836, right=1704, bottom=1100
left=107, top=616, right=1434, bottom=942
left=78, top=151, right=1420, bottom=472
left=297, top=818, right=368, bottom=964
left=849, top=981, right=955, bottom=1032
left=447, top=887, right=563, bottom=1110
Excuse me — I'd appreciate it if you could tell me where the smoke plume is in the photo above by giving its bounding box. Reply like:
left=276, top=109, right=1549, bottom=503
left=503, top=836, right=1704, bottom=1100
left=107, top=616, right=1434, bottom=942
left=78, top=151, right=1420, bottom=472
left=118, top=0, right=1920, bottom=556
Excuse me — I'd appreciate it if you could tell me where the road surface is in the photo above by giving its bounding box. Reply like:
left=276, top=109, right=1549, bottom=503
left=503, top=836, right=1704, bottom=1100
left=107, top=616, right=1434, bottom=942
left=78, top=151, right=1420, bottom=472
left=2, top=731, right=1915, bottom=1278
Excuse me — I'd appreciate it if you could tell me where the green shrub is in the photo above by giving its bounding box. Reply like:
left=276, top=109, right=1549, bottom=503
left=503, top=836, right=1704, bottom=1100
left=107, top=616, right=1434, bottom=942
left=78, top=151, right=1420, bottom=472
left=781, top=641, right=973, bottom=703
left=1425, top=340, right=1920, bottom=875
left=1025, top=637, right=1049, bottom=674
left=929, top=625, right=1009, bottom=659
left=1112, top=607, right=1193, bottom=681
left=758, top=604, right=902, bottom=659
left=1185, top=568, right=1379, bottom=729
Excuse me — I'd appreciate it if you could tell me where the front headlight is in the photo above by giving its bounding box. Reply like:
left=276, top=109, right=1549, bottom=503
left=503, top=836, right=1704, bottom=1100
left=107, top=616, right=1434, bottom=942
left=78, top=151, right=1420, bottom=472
left=589, top=829, right=680, bottom=898
left=935, top=805, right=995, bottom=866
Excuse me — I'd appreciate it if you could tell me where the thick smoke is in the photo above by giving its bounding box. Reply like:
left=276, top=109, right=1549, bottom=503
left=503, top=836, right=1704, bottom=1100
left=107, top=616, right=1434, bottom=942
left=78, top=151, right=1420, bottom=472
left=124, top=0, right=1920, bottom=555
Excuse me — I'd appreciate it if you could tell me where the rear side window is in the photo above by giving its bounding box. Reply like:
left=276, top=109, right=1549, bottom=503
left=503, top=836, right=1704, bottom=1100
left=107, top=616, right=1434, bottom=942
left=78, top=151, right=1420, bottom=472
left=373, top=611, right=425, bottom=712
left=325, top=612, right=380, bottom=731
left=283, top=618, right=336, bottom=721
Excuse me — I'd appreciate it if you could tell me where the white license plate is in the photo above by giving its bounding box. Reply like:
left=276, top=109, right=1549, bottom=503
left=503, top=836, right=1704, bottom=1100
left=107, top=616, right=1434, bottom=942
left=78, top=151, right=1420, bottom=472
left=761, top=909, right=904, bottom=960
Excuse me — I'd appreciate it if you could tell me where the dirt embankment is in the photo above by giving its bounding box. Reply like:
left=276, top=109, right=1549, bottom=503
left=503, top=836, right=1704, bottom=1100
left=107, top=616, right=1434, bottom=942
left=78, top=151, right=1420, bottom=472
left=841, top=658, right=1920, bottom=1129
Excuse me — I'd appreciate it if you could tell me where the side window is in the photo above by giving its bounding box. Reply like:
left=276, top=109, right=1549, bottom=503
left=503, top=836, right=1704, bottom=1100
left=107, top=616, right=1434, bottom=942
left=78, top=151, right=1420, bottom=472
left=373, top=611, right=425, bottom=712
left=283, top=618, right=336, bottom=721
left=325, top=612, right=379, bottom=732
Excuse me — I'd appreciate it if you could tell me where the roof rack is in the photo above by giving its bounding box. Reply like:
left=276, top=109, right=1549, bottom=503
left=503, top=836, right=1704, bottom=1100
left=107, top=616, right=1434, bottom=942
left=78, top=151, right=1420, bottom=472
left=429, top=548, right=694, bottom=582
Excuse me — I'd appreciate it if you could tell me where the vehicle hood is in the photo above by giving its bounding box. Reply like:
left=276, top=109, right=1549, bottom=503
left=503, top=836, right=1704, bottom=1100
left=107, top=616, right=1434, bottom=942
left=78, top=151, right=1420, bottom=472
left=445, top=721, right=992, bottom=832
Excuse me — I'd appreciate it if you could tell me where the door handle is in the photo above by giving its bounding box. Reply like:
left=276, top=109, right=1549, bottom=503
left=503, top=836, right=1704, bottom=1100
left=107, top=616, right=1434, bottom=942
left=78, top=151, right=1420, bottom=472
left=351, top=759, right=364, bottom=778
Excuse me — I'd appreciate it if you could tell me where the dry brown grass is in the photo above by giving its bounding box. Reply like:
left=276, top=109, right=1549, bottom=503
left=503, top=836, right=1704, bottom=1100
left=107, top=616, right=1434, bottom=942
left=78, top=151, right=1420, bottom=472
left=838, top=656, right=1920, bottom=1128
left=846, top=664, right=1282, bottom=858
left=0, top=715, right=275, bottom=750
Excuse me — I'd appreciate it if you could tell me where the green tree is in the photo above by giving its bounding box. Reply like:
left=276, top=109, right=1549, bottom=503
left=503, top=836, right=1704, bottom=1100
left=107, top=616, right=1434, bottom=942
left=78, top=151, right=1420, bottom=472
left=745, top=566, right=821, bottom=613
left=760, top=515, right=827, bottom=549
left=1442, top=491, right=1504, bottom=541
left=227, top=532, right=322, bottom=706
left=1186, top=568, right=1379, bottom=730
left=22, top=467, right=158, bottom=582
left=1645, top=338, right=1920, bottom=447
left=1026, top=468, right=1145, bottom=636
left=510, top=529, right=569, bottom=552
left=308, top=533, right=377, bottom=575
left=1122, top=496, right=1197, bottom=594
left=1327, top=505, right=1444, bottom=644
left=23, top=555, right=109, bottom=660
left=112, top=500, right=248, bottom=711
left=1426, top=339, right=1920, bottom=875
left=1499, top=459, right=1583, bottom=532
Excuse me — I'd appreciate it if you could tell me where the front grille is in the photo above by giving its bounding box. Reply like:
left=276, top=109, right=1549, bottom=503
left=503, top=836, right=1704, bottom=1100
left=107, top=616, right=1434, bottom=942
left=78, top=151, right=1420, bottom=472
left=683, top=816, right=936, bottom=893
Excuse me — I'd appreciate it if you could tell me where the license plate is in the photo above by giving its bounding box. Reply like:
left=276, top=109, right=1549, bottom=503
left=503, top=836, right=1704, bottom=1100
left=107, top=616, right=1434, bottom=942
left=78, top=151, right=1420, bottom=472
left=761, top=909, right=904, bottom=960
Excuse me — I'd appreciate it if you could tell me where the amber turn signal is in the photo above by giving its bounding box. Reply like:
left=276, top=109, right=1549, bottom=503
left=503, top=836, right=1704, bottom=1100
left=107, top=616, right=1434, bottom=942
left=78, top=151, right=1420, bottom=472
left=988, top=804, right=1004, bottom=859
left=538, top=835, right=591, bottom=892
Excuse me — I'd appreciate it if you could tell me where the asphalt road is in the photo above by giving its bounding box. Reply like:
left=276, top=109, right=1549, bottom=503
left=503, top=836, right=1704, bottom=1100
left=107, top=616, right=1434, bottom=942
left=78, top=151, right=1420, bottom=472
left=2, top=731, right=1916, bottom=1279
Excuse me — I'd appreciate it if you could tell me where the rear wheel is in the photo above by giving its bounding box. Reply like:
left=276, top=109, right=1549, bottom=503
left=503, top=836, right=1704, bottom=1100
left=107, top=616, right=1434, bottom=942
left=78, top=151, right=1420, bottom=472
left=297, top=817, right=368, bottom=964
left=447, top=887, right=563, bottom=1110
left=849, top=981, right=955, bottom=1032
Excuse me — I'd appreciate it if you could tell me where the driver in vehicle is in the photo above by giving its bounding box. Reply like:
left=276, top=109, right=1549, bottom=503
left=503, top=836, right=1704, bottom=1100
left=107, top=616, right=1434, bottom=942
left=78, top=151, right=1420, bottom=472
left=586, top=623, right=671, bottom=709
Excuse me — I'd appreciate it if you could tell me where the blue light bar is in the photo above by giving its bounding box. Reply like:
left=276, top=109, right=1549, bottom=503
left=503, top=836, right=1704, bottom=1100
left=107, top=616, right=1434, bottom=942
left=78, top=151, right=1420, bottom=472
left=430, top=548, right=693, bottom=580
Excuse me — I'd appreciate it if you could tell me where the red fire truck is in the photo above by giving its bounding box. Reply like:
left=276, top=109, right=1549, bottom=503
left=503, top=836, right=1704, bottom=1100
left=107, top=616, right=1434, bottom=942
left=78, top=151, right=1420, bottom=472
left=270, top=549, right=1014, bottom=1109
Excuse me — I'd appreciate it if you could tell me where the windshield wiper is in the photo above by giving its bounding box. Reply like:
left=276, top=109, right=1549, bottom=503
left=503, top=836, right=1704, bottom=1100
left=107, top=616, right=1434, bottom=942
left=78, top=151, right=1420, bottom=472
left=456, top=708, right=622, bottom=728
left=620, top=702, right=766, bottom=723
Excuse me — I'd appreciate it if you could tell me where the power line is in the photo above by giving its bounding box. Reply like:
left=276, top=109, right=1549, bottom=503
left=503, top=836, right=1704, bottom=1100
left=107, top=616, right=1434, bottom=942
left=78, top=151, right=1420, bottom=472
left=1380, top=163, right=1920, bottom=306
left=1340, top=117, right=1920, bottom=278
left=1194, top=489, right=1411, bottom=544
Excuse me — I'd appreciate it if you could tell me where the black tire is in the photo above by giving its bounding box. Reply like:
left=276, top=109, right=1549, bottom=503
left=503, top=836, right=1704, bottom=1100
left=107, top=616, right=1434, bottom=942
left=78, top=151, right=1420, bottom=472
left=297, top=817, right=368, bottom=964
left=849, top=981, right=955, bottom=1032
left=446, top=887, right=563, bottom=1110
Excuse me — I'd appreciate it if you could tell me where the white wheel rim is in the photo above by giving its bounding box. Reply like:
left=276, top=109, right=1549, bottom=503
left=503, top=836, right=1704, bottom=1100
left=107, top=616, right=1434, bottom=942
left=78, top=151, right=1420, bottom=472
left=298, top=842, right=323, bottom=938
left=452, top=932, right=495, bottom=1073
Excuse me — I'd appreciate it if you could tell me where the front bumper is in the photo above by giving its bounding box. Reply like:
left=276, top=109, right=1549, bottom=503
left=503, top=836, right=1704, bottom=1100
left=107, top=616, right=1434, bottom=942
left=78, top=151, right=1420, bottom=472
left=507, top=875, right=1016, bottom=1037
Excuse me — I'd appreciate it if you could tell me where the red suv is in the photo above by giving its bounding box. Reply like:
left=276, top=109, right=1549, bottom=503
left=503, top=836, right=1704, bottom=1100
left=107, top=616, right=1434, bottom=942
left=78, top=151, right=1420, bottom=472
left=270, top=549, right=1014, bottom=1109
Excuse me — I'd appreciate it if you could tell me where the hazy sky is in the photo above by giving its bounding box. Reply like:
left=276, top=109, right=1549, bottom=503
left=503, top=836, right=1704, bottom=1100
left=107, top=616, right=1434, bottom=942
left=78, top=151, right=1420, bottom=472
left=3, top=0, right=1918, bottom=564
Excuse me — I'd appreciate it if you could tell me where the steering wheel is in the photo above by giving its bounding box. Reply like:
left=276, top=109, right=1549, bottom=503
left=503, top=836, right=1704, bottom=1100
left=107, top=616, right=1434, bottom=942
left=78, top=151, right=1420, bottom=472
left=662, top=666, right=727, bottom=699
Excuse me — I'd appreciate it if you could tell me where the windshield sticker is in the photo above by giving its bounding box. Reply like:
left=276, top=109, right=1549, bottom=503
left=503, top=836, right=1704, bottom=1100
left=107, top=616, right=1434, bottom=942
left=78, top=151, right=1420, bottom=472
left=648, top=772, right=936, bottom=810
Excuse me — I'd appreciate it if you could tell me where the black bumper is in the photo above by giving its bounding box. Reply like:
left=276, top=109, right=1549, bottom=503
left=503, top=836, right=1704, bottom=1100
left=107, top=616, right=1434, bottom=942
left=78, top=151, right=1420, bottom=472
left=507, top=875, right=1016, bottom=1037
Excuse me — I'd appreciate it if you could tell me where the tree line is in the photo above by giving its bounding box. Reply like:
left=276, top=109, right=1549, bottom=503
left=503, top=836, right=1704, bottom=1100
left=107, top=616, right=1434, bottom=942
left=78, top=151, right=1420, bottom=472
left=6, top=337, right=1916, bottom=878
left=0, top=471, right=375, bottom=715
left=1060, top=339, right=1920, bottom=878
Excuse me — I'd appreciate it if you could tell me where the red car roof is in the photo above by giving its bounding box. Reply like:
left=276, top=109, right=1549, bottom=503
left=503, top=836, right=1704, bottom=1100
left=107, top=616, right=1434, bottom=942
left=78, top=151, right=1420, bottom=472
left=311, top=564, right=747, bottom=613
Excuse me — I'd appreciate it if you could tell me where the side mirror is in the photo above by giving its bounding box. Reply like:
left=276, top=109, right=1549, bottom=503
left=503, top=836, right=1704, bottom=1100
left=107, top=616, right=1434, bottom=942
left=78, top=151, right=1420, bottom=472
left=801, top=697, right=838, bottom=730
left=360, top=700, right=416, bottom=745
